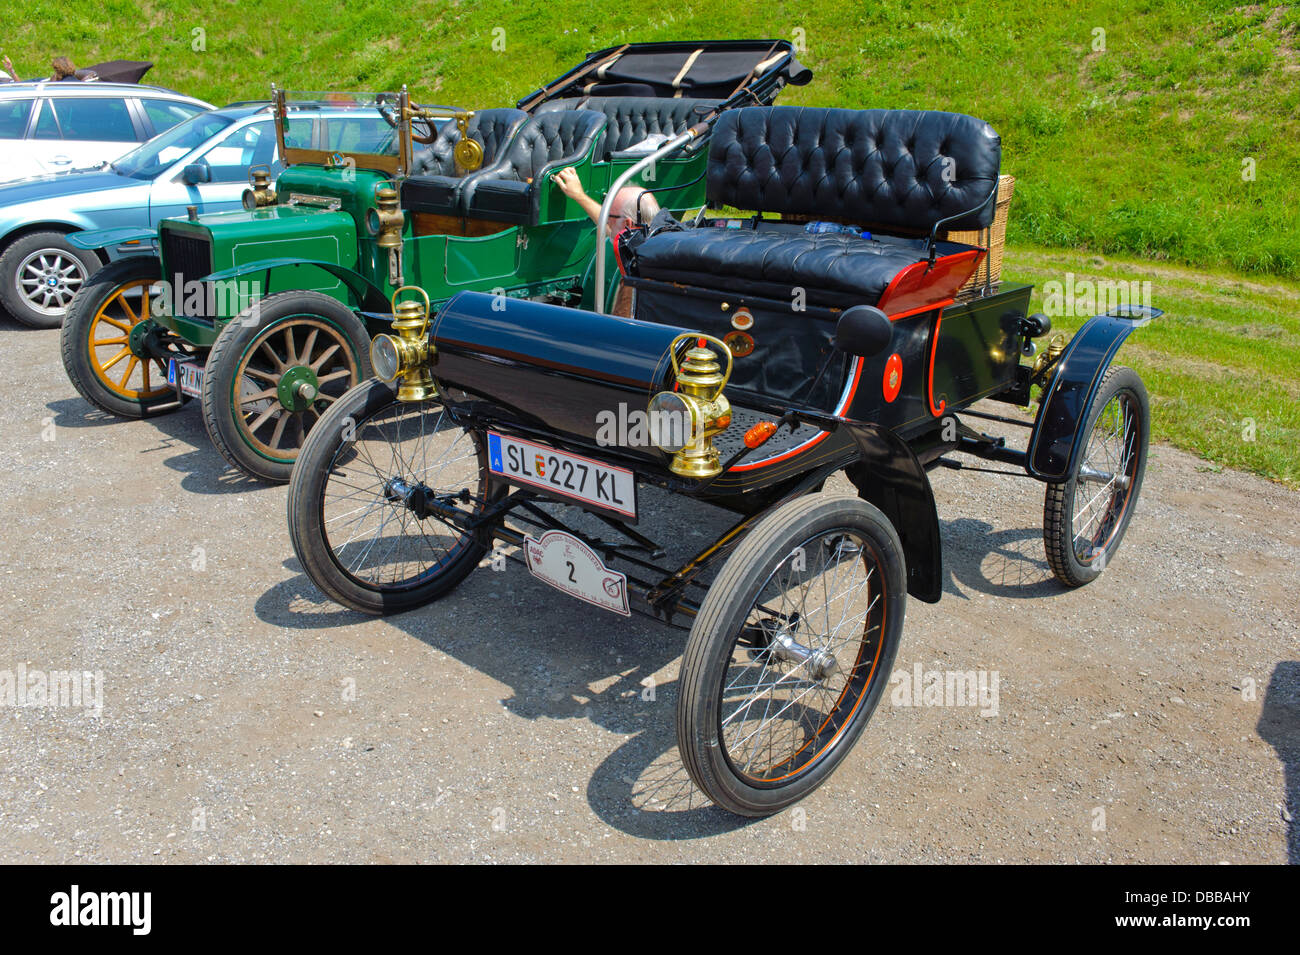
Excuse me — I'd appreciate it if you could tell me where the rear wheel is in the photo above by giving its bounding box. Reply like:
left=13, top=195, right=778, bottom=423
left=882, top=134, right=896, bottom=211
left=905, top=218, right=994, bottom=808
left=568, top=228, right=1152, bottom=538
left=677, top=493, right=906, bottom=817
left=1043, top=365, right=1149, bottom=586
left=202, top=291, right=371, bottom=483
left=60, top=256, right=192, bottom=418
left=287, top=378, right=497, bottom=614
left=1, top=231, right=100, bottom=328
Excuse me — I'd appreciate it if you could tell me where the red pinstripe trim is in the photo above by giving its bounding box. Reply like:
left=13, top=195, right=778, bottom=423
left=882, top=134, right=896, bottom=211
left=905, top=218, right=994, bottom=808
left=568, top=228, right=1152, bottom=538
left=730, top=357, right=864, bottom=472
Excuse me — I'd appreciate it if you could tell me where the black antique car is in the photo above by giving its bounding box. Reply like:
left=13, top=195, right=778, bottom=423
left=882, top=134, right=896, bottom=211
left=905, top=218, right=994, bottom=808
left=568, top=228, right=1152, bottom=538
left=285, top=104, right=1158, bottom=816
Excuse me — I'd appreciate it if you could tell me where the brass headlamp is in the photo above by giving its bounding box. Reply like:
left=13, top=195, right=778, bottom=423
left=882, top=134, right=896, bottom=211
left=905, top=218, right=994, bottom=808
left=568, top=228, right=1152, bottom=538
left=365, top=183, right=405, bottom=250
left=371, top=286, right=437, bottom=402
left=241, top=165, right=276, bottom=210
left=649, top=334, right=733, bottom=479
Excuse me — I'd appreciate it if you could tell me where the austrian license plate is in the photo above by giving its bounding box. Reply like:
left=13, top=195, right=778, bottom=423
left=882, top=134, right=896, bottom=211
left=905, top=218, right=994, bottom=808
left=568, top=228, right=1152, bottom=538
left=487, top=432, right=636, bottom=520
left=167, top=358, right=204, bottom=399
left=524, top=530, right=630, bottom=617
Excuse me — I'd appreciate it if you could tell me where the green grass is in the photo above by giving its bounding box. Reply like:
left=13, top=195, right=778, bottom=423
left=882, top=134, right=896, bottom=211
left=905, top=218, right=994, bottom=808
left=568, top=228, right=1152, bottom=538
left=6, top=0, right=1298, bottom=483
left=1005, top=245, right=1300, bottom=487
left=7, top=0, right=1298, bottom=279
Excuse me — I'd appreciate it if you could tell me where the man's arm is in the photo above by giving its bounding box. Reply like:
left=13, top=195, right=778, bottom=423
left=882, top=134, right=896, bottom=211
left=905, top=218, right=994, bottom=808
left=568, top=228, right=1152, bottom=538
left=551, top=167, right=603, bottom=223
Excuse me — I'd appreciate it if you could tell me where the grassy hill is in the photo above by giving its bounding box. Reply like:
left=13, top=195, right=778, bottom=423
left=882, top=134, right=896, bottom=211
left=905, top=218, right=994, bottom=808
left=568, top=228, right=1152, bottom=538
left=7, top=0, right=1299, bottom=483
left=10, top=0, right=1298, bottom=279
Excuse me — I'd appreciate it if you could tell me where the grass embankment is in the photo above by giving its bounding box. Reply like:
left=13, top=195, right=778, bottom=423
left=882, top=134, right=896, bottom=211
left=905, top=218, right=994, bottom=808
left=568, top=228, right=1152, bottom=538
left=8, top=0, right=1298, bottom=482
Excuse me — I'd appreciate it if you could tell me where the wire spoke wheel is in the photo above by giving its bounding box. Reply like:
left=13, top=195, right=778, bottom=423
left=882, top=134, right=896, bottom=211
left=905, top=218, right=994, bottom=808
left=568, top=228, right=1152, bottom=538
left=678, top=494, right=905, bottom=816
left=1044, top=365, right=1150, bottom=587
left=721, top=532, right=885, bottom=783
left=1070, top=392, right=1139, bottom=561
left=288, top=378, right=496, bottom=614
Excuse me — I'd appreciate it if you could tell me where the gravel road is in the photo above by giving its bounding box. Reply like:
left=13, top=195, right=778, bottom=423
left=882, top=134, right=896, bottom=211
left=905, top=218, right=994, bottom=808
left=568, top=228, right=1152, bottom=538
left=1, top=319, right=1296, bottom=863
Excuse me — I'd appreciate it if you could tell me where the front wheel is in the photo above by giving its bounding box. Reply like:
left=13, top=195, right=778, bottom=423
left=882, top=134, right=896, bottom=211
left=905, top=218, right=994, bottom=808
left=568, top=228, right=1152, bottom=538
left=677, top=493, right=907, bottom=817
left=287, top=378, right=497, bottom=614
left=60, top=255, right=192, bottom=418
left=0, top=230, right=100, bottom=328
left=1043, top=365, right=1150, bottom=587
left=201, top=291, right=372, bottom=483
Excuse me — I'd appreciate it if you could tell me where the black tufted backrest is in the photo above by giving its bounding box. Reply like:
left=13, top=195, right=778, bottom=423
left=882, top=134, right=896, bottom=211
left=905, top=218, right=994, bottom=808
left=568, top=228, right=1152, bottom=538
left=491, top=110, right=608, bottom=182
left=410, top=108, right=530, bottom=176
left=707, top=106, right=1002, bottom=232
left=535, top=97, right=722, bottom=156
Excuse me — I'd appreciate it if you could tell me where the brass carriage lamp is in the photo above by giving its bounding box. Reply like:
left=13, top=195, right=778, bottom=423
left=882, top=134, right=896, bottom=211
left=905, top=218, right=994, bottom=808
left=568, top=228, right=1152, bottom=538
left=365, top=184, right=405, bottom=250
left=371, top=286, right=437, bottom=402
left=649, top=335, right=733, bottom=479
left=241, top=165, right=277, bottom=210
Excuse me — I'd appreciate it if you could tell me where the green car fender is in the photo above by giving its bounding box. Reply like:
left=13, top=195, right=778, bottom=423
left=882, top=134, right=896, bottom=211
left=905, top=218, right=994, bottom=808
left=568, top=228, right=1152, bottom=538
left=202, top=258, right=392, bottom=313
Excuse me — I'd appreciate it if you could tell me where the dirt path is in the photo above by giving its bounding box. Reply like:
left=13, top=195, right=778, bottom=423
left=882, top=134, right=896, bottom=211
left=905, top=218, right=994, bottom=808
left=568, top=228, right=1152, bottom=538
left=0, top=321, right=1295, bottom=863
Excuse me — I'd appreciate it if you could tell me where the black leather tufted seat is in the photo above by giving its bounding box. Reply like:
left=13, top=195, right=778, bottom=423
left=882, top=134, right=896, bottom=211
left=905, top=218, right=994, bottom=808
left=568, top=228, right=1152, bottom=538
left=401, top=108, right=530, bottom=215
left=634, top=229, right=935, bottom=309
left=535, top=96, right=721, bottom=158
left=461, top=110, right=607, bottom=223
left=708, top=106, right=1001, bottom=232
left=634, top=106, right=1001, bottom=307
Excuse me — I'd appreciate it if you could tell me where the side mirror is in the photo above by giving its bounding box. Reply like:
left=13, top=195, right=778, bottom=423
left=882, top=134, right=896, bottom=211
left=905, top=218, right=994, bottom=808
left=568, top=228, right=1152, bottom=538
left=835, top=305, right=892, bottom=358
left=181, top=163, right=210, bottom=185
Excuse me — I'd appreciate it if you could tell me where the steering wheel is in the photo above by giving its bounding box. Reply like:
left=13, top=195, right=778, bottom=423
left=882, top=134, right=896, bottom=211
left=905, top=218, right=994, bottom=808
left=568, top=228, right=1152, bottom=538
left=375, top=94, right=441, bottom=145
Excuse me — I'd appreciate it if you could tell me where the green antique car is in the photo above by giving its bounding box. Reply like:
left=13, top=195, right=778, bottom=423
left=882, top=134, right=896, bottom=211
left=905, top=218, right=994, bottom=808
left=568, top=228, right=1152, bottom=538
left=58, top=41, right=810, bottom=481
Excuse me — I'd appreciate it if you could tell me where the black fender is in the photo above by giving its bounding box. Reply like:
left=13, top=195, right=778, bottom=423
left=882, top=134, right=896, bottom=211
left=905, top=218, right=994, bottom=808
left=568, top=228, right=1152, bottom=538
left=842, top=421, right=943, bottom=604
left=201, top=258, right=392, bottom=312
left=1028, top=306, right=1161, bottom=482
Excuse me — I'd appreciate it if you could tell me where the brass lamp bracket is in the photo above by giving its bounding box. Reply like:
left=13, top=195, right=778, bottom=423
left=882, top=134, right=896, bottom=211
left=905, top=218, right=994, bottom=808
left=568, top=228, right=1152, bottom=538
left=1030, top=333, right=1067, bottom=387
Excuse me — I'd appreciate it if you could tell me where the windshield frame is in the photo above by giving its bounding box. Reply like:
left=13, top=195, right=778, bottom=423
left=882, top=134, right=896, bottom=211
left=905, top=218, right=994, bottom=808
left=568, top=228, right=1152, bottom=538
left=272, top=87, right=464, bottom=178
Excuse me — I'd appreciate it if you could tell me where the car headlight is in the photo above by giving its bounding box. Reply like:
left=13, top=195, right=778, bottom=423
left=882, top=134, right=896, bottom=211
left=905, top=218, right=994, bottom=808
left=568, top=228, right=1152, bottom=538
left=647, top=391, right=695, bottom=453
left=370, top=334, right=403, bottom=382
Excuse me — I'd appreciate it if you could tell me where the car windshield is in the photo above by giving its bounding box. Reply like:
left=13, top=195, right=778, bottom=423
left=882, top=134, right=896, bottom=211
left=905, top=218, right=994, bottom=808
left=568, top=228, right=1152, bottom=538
left=111, top=112, right=238, bottom=180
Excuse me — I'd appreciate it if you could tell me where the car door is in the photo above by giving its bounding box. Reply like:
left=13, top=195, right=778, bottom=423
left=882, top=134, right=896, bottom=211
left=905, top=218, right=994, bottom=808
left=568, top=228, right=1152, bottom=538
left=28, top=95, right=140, bottom=173
left=147, top=119, right=281, bottom=224
left=0, top=97, right=37, bottom=182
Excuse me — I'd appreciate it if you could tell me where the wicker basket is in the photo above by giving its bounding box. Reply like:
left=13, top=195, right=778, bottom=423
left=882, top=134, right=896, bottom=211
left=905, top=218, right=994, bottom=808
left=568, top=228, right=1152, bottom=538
left=943, top=174, right=1015, bottom=295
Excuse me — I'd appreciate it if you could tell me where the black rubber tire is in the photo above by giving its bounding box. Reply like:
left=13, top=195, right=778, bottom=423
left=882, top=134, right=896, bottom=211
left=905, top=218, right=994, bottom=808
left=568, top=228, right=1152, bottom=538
left=201, top=291, right=372, bottom=483
left=1043, top=365, right=1150, bottom=587
left=677, top=493, right=907, bottom=817
left=288, top=378, right=494, bottom=615
left=0, top=231, right=101, bottom=328
left=60, top=256, right=188, bottom=419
